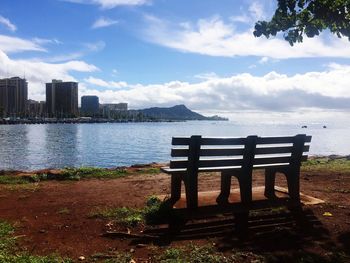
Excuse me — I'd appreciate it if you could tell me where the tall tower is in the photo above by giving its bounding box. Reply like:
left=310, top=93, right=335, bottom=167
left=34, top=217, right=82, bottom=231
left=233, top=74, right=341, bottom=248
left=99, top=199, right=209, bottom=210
left=81, top=95, right=99, bottom=116
left=0, top=77, right=28, bottom=118
left=46, top=80, right=78, bottom=118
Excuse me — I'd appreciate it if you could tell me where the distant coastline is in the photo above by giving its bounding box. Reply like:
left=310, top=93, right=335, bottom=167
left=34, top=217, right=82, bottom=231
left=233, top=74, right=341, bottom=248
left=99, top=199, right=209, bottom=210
left=0, top=118, right=185, bottom=125
left=0, top=104, right=228, bottom=125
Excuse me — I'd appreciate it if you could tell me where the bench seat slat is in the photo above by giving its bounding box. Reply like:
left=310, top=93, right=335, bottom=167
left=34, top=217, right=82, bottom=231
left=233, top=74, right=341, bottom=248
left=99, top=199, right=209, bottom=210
left=166, top=155, right=308, bottom=171
left=172, top=137, right=191, bottom=145
left=256, top=135, right=311, bottom=144
left=171, top=148, right=189, bottom=157
left=161, top=166, right=243, bottom=174
left=200, top=137, right=246, bottom=145
left=199, top=158, right=243, bottom=168
left=170, top=158, right=244, bottom=169
left=171, top=148, right=245, bottom=157
left=253, top=156, right=291, bottom=165
left=255, top=145, right=310, bottom=155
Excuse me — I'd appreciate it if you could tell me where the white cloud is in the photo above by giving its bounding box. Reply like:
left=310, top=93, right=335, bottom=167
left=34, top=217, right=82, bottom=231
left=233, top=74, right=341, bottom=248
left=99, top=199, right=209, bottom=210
left=82, top=64, right=350, bottom=112
left=92, top=17, right=119, bottom=29
left=0, top=15, right=16, bottom=32
left=194, top=72, right=219, bottom=80
left=31, top=41, right=105, bottom=63
left=0, top=50, right=98, bottom=101
left=230, top=1, right=271, bottom=25
left=230, top=14, right=251, bottom=24
left=84, top=41, right=106, bottom=51
left=258, top=57, right=269, bottom=64
left=64, top=0, right=150, bottom=8
left=84, top=76, right=128, bottom=89
left=143, top=15, right=350, bottom=59
left=0, top=35, right=46, bottom=53
left=32, top=37, right=62, bottom=45
left=248, top=1, right=266, bottom=21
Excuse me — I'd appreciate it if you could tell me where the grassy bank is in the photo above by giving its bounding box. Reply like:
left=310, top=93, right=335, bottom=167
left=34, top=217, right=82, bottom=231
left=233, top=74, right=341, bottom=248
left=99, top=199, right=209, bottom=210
left=2, top=156, right=350, bottom=185
left=302, top=157, right=350, bottom=173
left=0, top=166, right=161, bottom=185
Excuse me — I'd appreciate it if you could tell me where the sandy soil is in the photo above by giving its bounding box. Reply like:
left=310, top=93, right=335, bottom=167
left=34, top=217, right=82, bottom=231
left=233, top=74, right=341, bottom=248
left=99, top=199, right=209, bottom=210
left=0, top=167, right=349, bottom=261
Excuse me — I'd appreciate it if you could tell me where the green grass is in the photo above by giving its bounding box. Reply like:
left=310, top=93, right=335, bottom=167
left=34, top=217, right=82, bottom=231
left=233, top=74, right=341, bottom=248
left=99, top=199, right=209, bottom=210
left=0, top=166, right=161, bottom=185
left=154, top=245, right=350, bottom=263
left=0, top=176, right=29, bottom=185
left=265, top=250, right=349, bottom=263
left=0, top=220, right=72, bottom=263
left=89, top=195, right=173, bottom=227
left=94, top=252, right=132, bottom=263
left=302, top=158, right=350, bottom=173
left=154, top=244, right=264, bottom=263
left=90, top=207, right=144, bottom=227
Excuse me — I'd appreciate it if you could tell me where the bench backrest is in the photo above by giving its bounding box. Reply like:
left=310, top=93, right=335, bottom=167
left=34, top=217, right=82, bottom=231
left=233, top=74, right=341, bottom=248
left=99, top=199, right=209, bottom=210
left=169, top=134, right=311, bottom=171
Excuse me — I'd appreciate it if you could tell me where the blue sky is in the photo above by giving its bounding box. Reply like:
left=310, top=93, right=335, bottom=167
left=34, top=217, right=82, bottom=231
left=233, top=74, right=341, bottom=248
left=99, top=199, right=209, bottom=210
left=1, top=0, right=350, bottom=119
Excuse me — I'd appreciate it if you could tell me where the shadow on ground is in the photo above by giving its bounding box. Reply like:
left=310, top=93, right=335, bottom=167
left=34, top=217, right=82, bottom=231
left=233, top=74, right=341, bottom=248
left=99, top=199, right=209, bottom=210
left=106, top=207, right=338, bottom=255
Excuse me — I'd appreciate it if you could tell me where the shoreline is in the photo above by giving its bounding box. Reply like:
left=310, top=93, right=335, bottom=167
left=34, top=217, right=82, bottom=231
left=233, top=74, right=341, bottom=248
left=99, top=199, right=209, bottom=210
left=1, top=155, right=349, bottom=174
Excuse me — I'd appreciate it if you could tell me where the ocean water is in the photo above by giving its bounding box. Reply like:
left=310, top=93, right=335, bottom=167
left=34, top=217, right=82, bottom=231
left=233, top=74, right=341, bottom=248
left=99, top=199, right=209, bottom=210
left=0, top=121, right=349, bottom=170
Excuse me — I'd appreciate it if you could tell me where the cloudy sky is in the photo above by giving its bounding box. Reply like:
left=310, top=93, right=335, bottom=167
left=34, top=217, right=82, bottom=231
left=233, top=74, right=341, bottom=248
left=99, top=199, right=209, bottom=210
left=1, top=0, right=350, bottom=119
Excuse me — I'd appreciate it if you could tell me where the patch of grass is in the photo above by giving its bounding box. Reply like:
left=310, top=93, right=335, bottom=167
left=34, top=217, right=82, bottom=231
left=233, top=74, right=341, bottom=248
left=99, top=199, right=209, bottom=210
left=99, top=252, right=132, bottom=263
left=155, top=244, right=264, bottom=263
left=135, top=167, right=160, bottom=174
left=302, top=158, right=350, bottom=173
left=0, top=220, right=72, bottom=262
left=0, top=220, right=15, bottom=252
left=90, top=207, right=144, bottom=227
left=143, top=196, right=175, bottom=225
left=265, top=250, right=349, bottom=263
left=89, top=196, right=174, bottom=227
left=0, top=254, right=73, bottom=263
left=0, top=166, right=160, bottom=185
left=61, top=167, right=128, bottom=180
left=0, top=175, right=29, bottom=185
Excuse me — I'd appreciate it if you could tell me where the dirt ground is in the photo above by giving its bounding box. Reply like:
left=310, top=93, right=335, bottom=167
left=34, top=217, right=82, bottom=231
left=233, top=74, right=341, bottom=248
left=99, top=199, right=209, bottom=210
left=0, top=166, right=349, bottom=262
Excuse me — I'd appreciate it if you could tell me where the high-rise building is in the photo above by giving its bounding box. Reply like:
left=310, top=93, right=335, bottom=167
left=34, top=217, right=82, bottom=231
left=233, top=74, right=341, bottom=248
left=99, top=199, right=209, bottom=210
left=0, top=77, right=28, bottom=117
left=46, top=80, right=78, bottom=118
left=81, top=95, right=99, bottom=116
left=103, top=103, right=128, bottom=111
left=27, top=100, right=46, bottom=118
left=101, top=103, right=128, bottom=118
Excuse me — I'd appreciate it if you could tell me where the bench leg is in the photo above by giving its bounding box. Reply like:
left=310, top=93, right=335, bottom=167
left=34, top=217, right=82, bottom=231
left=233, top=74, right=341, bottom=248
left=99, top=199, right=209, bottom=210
left=264, top=169, right=277, bottom=199
left=286, top=171, right=300, bottom=201
left=216, top=172, right=232, bottom=205
left=238, top=175, right=252, bottom=204
left=170, top=174, right=182, bottom=205
left=184, top=173, right=198, bottom=209
left=235, top=211, right=249, bottom=237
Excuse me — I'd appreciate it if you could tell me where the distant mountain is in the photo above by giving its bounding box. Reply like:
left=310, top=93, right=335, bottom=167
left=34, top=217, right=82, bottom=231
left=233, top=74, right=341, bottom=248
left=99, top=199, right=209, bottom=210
left=140, top=105, right=228, bottom=121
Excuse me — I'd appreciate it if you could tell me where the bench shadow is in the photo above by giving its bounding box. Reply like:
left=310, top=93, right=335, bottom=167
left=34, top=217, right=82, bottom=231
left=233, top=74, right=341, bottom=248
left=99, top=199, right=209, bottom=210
left=338, top=232, right=350, bottom=254
left=128, top=205, right=335, bottom=253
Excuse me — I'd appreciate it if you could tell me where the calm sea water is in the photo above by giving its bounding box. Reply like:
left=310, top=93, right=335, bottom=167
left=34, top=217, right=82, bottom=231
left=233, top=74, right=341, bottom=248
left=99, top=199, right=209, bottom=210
left=0, top=121, right=349, bottom=170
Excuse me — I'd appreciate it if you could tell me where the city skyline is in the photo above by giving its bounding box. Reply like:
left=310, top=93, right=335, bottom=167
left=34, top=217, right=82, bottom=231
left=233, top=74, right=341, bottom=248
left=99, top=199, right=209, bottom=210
left=0, top=1, right=350, bottom=120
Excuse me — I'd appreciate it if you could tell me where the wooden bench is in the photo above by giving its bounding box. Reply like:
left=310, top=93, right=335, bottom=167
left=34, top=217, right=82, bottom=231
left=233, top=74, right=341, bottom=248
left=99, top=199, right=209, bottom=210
left=161, top=134, right=311, bottom=210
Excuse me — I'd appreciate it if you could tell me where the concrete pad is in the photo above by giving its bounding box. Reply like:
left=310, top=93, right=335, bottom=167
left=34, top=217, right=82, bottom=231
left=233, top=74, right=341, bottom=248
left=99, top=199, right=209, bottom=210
left=158, top=186, right=324, bottom=209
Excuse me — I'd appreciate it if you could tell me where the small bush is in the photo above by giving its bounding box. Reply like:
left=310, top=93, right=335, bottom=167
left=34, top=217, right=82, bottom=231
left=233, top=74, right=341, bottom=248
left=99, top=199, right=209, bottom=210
left=143, top=196, right=174, bottom=225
